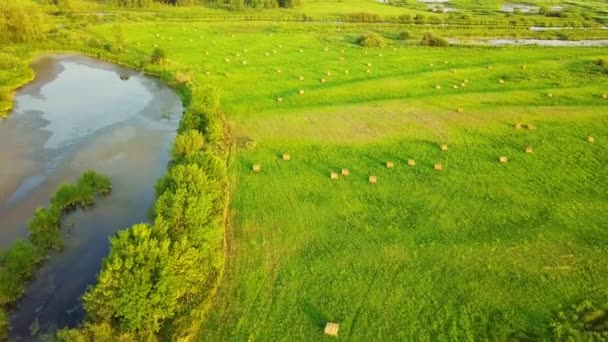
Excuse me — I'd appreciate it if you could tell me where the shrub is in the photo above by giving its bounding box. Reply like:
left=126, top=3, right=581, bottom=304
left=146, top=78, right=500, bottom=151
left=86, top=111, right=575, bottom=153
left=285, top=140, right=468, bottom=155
left=397, top=31, right=410, bottom=40
left=150, top=47, right=166, bottom=65
left=0, top=240, right=39, bottom=305
left=398, top=14, right=413, bottom=24
left=0, top=0, right=47, bottom=43
left=356, top=32, right=387, bottom=48
left=345, top=12, right=382, bottom=22
left=28, top=207, right=62, bottom=252
left=419, top=31, right=449, bottom=47
left=171, top=129, right=205, bottom=159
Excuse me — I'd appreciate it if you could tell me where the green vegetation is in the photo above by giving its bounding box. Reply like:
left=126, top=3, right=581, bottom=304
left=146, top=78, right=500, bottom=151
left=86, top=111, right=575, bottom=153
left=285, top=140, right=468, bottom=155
left=419, top=31, right=449, bottom=47
left=0, top=171, right=111, bottom=338
left=356, top=32, right=387, bottom=47
left=0, top=0, right=607, bottom=340
left=0, top=0, right=47, bottom=44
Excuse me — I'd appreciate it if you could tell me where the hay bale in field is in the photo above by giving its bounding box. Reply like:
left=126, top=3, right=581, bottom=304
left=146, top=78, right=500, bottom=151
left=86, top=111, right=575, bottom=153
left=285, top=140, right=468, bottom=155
left=440, top=144, right=448, bottom=151
left=265, top=52, right=270, bottom=56
left=236, top=52, right=241, bottom=57
left=299, top=89, right=304, bottom=95
left=344, top=70, right=350, bottom=74
left=499, top=156, right=508, bottom=163
left=276, top=69, right=282, bottom=73
left=225, top=58, right=230, bottom=62
left=602, top=94, right=607, bottom=99
left=339, top=57, right=345, bottom=61
left=451, top=69, right=457, bottom=73
left=464, top=79, right=469, bottom=83
left=547, top=93, right=553, bottom=98
left=379, top=53, right=383, bottom=57
left=367, top=62, right=372, bottom=67
left=429, top=63, right=434, bottom=67
left=272, top=49, right=277, bottom=54
left=453, top=85, right=459, bottom=89
left=252, top=164, right=261, bottom=172
left=320, top=78, right=327, bottom=83
left=461, top=83, right=466, bottom=87
left=587, top=136, right=595, bottom=143
left=242, top=61, right=247, bottom=65
left=386, top=161, right=394, bottom=169
left=364, top=51, right=368, bottom=55
left=324, top=47, right=329, bottom=51
left=525, top=146, right=533, bottom=153
left=435, top=85, right=441, bottom=90
left=278, top=44, right=283, bottom=48
left=499, top=79, right=505, bottom=84
left=330, top=172, right=339, bottom=180
left=457, top=107, right=464, bottom=113
left=299, top=49, right=304, bottom=53
left=244, top=49, right=248, bottom=53
left=341, top=168, right=350, bottom=176
left=522, top=65, right=527, bottom=69
left=444, top=61, right=448, bottom=64
left=514, top=122, right=522, bottom=129
left=326, top=71, right=332, bottom=76
left=366, top=69, right=371, bottom=73
left=325, top=323, right=339, bottom=336
left=434, top=163, right=443, bottom=171
left=487, top=65, right=493, bottom=69
left=299, top=76, right=304, bottom=80
left=408, top=159, right=416, bottom=166
left=369, top=175, right=377, bottom=184
left=526, top=124, right=536, bottom=130
left=282, top=153, right=290, bottom=161
left=277, top=97, right=283, bottom=102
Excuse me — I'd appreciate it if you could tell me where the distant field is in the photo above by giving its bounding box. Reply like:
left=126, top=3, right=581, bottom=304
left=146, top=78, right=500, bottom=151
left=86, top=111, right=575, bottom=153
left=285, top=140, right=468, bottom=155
left=89, top=20, right=608, bottom=340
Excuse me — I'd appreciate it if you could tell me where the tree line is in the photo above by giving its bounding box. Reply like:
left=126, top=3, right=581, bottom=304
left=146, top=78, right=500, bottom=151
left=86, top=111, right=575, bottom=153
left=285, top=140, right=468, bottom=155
left=56, top=52, right=230, bottom=339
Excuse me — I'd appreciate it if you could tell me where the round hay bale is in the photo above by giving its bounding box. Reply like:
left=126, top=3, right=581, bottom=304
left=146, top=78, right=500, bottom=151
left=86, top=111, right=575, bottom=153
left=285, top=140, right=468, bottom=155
left=320, top=78, right=327, bottom=83
left=487, top=65, right=493, bottom=69
left=587, top=136, right=595, bottom=143
left=435, top=85, right=441, bottom=90
left=525, top=146, right=533, bottom=153
left=276, top=69, right=282, bottom=73
left=386, top=161, right=394, bottom=169
left=366, top=69, right=371, bottom=73
left=236, top=53, right=241, bottom=57
left=499, top=79, right=505, bottom=84
left=451, top=69, right=457, bottom=73
left=429, top=63, right=434, bottom=67
left=367, top=62, right=372, bottom=67
left=499, top=156, right=508, bottom=163
left=325, top=323, right=339, bottom=336
left=330, top=172, right=339, bottom=180
left=369, top=175, right=377, bottom=184
left=299, top=49, right=304, bottom=53
left=514, top=122, right=522, bottom=129
left=344, top=70, right=350, bottom=74
left=282, top=154, right=290, bottom=161
left=457, top=107, right=464, bottom=113
left=379, top=53, right=383, bottom=57
left=602, top=94, right=607, bottom=99
left=434, top=163, right=443, bottom=171
left=299, top=89, right=304, bottom=95
left=277, top=97, right=283, bottom=103
left=242, top=61, right=247, bottom=65
left=440, top=144, right=448, bottom=151
left=252, top=164, right=261, bottom=172
left=407, top=159, right=416, bottom=166
left=547, top=93, right=553, bottom=98
left=453, top=85, right=459, bottom=89
left=341, top=168, right=350, bottom=176
left=224, top=58, right=230, bottom=62
left=326, top=71, right=332, bottom=76
left=461, top=83, right=466, bottom=87
left=299, top=76, right=304, bottom=80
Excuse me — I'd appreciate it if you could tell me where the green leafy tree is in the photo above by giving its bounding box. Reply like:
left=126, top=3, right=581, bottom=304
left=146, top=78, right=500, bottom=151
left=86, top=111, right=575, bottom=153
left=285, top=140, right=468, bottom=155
left=0, top=0, right=47, bottom=43
left=28, top=207, right=62, bottom=252
left=170, top=129, right=205, bottom=159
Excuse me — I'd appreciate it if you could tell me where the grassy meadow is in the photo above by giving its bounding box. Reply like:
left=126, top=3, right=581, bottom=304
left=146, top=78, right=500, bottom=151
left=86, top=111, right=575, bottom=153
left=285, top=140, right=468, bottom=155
left=88, top=20, right=608, bottom=339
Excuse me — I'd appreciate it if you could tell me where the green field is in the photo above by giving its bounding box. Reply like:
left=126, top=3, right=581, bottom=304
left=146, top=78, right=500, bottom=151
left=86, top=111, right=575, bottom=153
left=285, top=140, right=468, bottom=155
left=87, top=20, right=608, bottom=339
left=2, top=0, right=608, bottom=339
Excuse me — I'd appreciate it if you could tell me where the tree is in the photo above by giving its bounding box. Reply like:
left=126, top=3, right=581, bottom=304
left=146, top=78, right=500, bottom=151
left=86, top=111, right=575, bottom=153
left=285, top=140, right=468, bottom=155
left=170, top=130, right=205, bottom=160
left=0, top=0, right=47, bottom=43
left=150, top=47, right=166, bottom=65
left=28, top=207, right=62, bottom=252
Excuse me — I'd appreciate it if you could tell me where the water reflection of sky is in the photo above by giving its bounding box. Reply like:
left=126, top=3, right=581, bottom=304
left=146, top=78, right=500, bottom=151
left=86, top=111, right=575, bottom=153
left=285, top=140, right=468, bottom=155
left=15, top=61, right=153, bottom=150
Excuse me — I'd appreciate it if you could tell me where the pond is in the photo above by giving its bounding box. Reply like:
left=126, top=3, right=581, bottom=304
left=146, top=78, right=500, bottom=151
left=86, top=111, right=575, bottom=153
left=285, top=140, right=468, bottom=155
left=0, top=54, right=182, bottom=338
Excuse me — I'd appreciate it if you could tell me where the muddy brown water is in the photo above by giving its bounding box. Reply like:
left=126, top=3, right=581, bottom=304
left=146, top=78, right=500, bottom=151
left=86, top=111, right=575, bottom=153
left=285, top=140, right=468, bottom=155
left=0, top=54, right=182, bottom=338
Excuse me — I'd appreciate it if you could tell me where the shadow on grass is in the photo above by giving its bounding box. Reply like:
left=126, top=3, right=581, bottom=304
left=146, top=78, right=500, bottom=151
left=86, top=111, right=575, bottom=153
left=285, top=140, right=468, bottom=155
left=302, top=300, right=328, bottom=329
